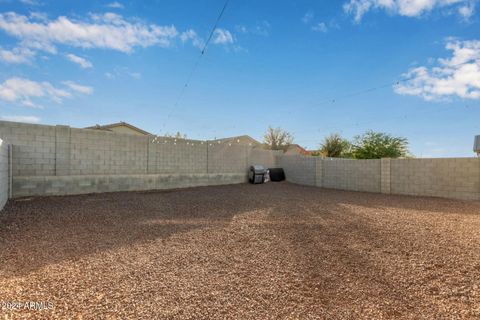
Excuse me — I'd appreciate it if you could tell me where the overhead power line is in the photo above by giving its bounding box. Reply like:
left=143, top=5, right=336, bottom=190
left=161, top=0, right=231, bottom=132
left=307, top=59, right=477, bottom=109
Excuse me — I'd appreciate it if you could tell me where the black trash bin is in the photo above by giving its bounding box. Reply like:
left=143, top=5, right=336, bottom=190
left=268, top=168, right=285, bottom=181
left=248, top=165, right=266, bottom=184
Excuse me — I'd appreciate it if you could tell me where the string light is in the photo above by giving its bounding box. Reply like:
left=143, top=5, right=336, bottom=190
left=147, top=135, right=268, bottom=149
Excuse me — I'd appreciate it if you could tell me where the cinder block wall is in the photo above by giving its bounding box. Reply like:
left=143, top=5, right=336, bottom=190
left=391, top=158, right=480, bottom=200
left=322, top=159, right=381, bottom=193
left=0, top=121, right=279, bottom=197
left=0, top=139, right=9, bottom=209
left=249, top=148, right=281, bottom=169
left=0, top=122, right=56, bottom=177
left=278, top=155, right=317, bottom=186
left=3, top=120, right=479, bottom=201
left=208, top=144, right=249, bottom=173
left=279, top=155, right=480, bottom=201
left=148, top=137, right=207, bottom=174
left=69, top=128, right=148, bottom=175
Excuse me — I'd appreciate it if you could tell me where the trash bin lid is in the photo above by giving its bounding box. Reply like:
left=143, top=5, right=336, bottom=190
left=250, top=165, right=266, bottom=173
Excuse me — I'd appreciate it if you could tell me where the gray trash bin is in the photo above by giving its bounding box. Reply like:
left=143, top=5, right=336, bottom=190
left=248, top=165, right=266, bottom=184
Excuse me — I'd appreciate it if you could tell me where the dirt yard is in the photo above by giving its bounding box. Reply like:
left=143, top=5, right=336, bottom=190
left=0, top=182, right=479, bottom=319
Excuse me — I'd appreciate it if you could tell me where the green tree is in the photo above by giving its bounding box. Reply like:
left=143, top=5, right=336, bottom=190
left=319, top=133, right=351, bottom=158
left=351, top=131, right=409, bottom=159
left=263, top=126, right=294, bottom=150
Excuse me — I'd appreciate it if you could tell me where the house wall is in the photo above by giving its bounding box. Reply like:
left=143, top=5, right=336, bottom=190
left=106, top=125, right=147, bottom=136
left=0, top=121, right=279, bottom=197
left=279, top=155, right=480, bottom=201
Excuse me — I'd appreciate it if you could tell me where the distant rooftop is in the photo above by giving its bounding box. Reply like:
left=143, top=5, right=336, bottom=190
left=85, top=122, right=152, bottom=136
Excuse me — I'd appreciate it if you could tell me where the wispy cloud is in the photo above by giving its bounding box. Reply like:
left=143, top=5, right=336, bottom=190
left=311, top=22, right=328, bottom=33
left=180, top=29, right=204, bottom=49
left=213, top=28, right=234, bottom=45
left=19, top=0, right=41, bottom=6
left=344, top=0, right=476, bottom=22
left=0, top=115, right=40, bottom=123
left=394, top=39, right=480, bottom=101
left=0, top=77, right=92, bottom=107
left=0, top=11, right=236, bottom=63
left=0, top=12, right=179, bottom=53
left=302, top=10, right=337, bottom=33
left=62, top=81, right=94, bottom=95
left=302, top=11, right=314, bottom=24
left=104, top=67, right=142, bottom=80
left=235, top=21, right=271, bottom=37
left=0, top=46, right=35, bottom=64
left=65, top=53, right=93, bottom=69
left=107, top=2, right=124, bottom=9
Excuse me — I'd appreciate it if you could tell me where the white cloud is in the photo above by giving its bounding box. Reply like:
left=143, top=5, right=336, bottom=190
left=0, top=77, right=92, bottom=107
left=302, top=11, right=338, bottom=33
left=302, top=11, right=314, bottom=24
left=394, top=39, right=480, bottom=101
left=0, top=77, right=44, bottom=103
left=128, top=72, right=141, bottom=79
left=312, top=22, right=328, bottom=33
left=213, top=28, right=234, bottom=44
left=180, top=29, right=204, bottom=49
left=344, top=0, right=475, bottom=22
left=62, top=81, right=94, bottom=95
left=19, top=0, right=41, bottom=6
left=103, top=67, right=141, bottom=80
left=66, top=53, right=93, bottom=69
left=0, top=115, right=40, bottom=123
left=235, top=21, right=271, bottom=36
left=20, top=99, right=40, bottom=108
left=29, top=12, right=48, bottom=21
left=0, top=46, right=35, bottom=64
left=458, top=2, right=476, bottom=19
left=107, top=2, right=124, bottom=9
left=0, top=12, right=178, bottom=53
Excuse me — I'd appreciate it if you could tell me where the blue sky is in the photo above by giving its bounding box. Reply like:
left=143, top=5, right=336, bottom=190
left=0, top=0, right=479, bottom=157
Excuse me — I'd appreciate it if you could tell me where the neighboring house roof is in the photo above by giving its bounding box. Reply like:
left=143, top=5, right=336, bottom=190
left=212, top=135, right=261, bottom=146
left=85, top=122, right=152, bottom=136
left=284, top=144, right=313, bottom=156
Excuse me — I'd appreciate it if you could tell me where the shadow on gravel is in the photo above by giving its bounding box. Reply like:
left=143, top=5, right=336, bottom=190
left=0, top=184, right=272, bottom=277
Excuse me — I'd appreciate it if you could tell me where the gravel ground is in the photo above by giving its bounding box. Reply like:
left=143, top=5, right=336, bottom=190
left=0, top=182, right=479, bottom=319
